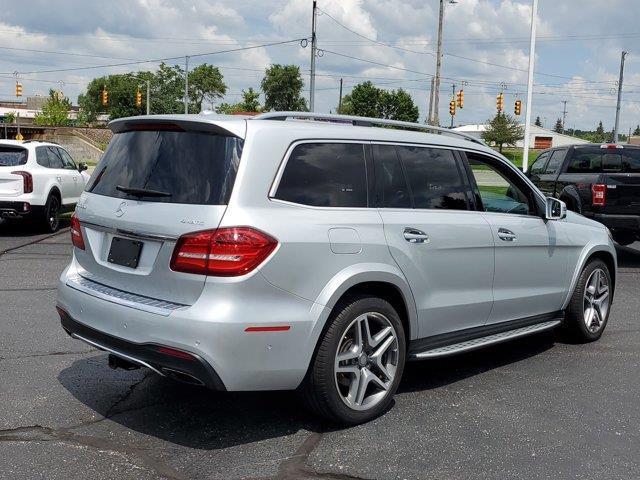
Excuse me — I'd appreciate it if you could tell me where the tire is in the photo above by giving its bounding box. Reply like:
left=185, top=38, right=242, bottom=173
left=612, top=231, right=636, bottom=246
left=563, top=259, right=612, bottom=342
left=40, top=194, right=61, bottom=233
left=301, top=295, right=406, bottom=425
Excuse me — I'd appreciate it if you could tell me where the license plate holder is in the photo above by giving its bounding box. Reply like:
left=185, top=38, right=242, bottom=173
left=108, top=237, right=143, bottom=269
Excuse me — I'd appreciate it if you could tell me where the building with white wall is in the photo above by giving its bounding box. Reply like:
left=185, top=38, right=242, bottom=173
left=454, top=124, right=590, bottom=149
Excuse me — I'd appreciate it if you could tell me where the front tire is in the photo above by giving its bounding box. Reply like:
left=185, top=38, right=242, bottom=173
left=612, top=231, right=636, bottom=246
left=563, top=259, right=612, bottom=342
left=40, top=194, right=60, bottom=233
left=302, top=296, right=406, bottom=425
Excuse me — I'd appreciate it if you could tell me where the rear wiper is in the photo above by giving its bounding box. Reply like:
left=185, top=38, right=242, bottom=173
left=116, top=185, right=172, bottom=198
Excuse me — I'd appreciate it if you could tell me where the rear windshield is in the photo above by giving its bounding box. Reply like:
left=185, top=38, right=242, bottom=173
left=87, top=130, right=243, bottom=205
left=0, top=146, right=28, bottom=167
left=567, top=147, right=640, bottom=173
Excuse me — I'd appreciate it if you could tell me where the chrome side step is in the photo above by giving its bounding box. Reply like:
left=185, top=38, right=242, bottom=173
left=410, top=320, right=562, bottom=360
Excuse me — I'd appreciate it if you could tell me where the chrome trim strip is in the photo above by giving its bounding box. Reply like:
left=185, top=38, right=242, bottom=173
left=71, top=332, right=165, bottom=377
left=80, top=221, right=178, bottom=242
left=66, top=274, right=187, bottom=317
left=411, top=320, right=561, bottom=359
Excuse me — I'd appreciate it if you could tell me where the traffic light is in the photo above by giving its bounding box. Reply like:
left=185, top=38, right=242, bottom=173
left=514, top=99, right=522, bottom=116
left=456, top=90, right=464, bottom=109
left=135, top=88, right=142, bottom=108
left=101, top=88, right=108, bottom=107
left=15, top=82, right=22, bottom=97
left=449, top=99, right=456, bottom=117
left=496, top=92, right=504, bottom=113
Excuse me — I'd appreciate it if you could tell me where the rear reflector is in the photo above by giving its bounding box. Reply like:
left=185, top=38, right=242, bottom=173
left=245, top=326, right=291, bottom=332
left=11, top=170, right=33, bottom=193
left=70, top=214, right=85, bottom=250
left=155, top=346, right=197, bottom=361
left=592, top=184, right=607, bottom=207
left=170, top=227, right=277, bottom=277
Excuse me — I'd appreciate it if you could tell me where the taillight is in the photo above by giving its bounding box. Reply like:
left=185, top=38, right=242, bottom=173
left=592, top=184, right=607, bottom=207
left=11, top=171, right=33, bottom=193
left=170, top=227, right=277, bottom=277
left=70, top=214, right=85, bottom=250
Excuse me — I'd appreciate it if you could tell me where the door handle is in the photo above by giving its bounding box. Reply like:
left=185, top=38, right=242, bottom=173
left=497, top=228, right=517, bottom=242
left=403, top=227, right=430, bottom=243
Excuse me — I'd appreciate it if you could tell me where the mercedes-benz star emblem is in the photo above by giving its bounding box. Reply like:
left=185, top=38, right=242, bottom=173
left=115, top=202, right=127, bottom=217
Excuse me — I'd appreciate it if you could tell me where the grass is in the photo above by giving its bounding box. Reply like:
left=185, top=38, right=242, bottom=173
left=494, top=148, right=540, bottom=170
left=478, top=185, right=509, bottom=196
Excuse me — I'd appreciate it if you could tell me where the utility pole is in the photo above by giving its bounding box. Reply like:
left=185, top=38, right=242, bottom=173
left=309, top=0, right=318, bottom=112
left=521, top=0, right=538, bottom=172
left=146, top=80, right=150, bottom=115
left=427, top=76, right=435, bottom=124
left=184, top=55, right=190, bottom=114
left=338, top=78, right=343, bottom=111
left=432, top=0, right=446, bottom=126
left=613, top=51, right=628, bottom=143
left=561, top=100, right=568, bottom=134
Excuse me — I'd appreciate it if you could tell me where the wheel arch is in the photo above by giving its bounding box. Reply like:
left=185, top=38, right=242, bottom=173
left=559, top=185, right=582, bottom=214
left=562, top=245, right=617, bottom=310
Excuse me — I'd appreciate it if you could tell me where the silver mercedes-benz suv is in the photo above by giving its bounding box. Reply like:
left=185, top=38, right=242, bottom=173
left=57, top=112, right=616, bottom=424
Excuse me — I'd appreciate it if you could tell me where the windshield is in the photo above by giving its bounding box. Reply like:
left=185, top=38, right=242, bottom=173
left=0, top=146, right=28, bottom=167
left=87, top=129, right=243, bottom=205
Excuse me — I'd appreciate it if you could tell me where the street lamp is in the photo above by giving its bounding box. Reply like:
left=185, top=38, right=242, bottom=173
left=522, top=0, right=539, bottom=172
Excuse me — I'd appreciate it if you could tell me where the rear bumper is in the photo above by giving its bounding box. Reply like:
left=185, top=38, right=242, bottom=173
left=0, top=201, right=33, bottom=218
left=592, top=213, right=640, bottom=232
left=58, top=307, right=226, bottom=390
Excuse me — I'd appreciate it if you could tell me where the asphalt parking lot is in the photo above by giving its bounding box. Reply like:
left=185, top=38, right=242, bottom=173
left=1, top=222, right=639, bottom=480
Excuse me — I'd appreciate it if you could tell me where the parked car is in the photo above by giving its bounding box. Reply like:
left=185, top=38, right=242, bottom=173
left=57, top=113, right=616, bottom=424
left=528, top=144, right=640, bottom=246
left=0, top=140, right=89, bottom=232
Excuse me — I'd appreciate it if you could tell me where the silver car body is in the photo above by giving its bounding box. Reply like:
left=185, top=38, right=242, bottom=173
left=57, top=113, right=617, bottom=391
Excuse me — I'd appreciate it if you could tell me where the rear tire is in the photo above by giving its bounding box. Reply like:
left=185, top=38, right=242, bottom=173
left=40, top=194, right=60, bottom=233
left=563, top=259, right=612, bottom=343
left=301, top=295, right=406, bottom=425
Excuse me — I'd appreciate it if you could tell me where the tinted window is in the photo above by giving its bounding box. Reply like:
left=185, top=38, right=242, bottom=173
left=396, top=146, right=469, bottom=210
left=373, top=144, right=411, bottom=208
left=621, top=149, right=640, bottom=172
left=468, top=155, right=532, bottom=216
left=0, top=146, right=27, bottom=166
left=529, top=152, right=549, bottom=174
left=545, top=150, right=565, bottom=174
left=88, top=130, right=243, bottom=205
left=275, top=143, right=367, bottom=207
left=36, top=147, right=50, bottom=167
left=47, top=147, right=64, bottom=169
left=58, top=148, right=77, bottom=170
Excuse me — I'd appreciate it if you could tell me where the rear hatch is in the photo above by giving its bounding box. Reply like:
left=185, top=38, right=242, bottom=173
left=600, top=146, right=640, bottom=215
left=75, top=118, right=245, bottom=305
left=0, top=146, right=28, bottom=196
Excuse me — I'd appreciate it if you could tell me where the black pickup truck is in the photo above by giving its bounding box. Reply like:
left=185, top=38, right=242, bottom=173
left=528, top=143, right=640, bottom=245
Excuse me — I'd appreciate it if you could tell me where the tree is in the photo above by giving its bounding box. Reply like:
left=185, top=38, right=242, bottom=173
left=338, top=81, right=419, bottom=122
left=188, top=64, right=226, bottom=113
left=481, top=113, right=524, bottom=153
left=596, top=121, right=605, bottom=142
left=554, top=118, right=564, bottom=134
left=216, top=88, right=261, bottom=114
left=534, top=116, right=542, bottom=127
left=261, top=65, right=307, bottom=111
left=34, top=89, right=72, bottom=127
left=633, top=125, right=640, bottom=136
left=79, top=73, right=147, bottom=121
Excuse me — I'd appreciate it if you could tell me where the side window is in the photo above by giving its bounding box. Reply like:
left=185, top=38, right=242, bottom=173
left=35, top=147, right=50, bottom=168
left=372, top=144, right=411, bottom=208
left=58, top=148, right=77, bottom=170
left=467, top=154, right=533, bottom=216
left=567, top=148, right=602, bottom=173
left=544, top=150, right=566, bottom=174
left=529, top=152, right=549, bottom=174
left=46, top=147, right=64, bottom=169
left=274, top=143, right=367, bottom=207
left=396, top=146, right=469, bottom=210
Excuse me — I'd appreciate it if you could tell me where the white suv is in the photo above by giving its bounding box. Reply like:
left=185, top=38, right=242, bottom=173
left=57, top=113, right=616, bottom=424
left=0, top=140, right=90, bottom=231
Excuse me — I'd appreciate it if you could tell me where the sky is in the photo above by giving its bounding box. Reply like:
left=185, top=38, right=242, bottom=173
left=0, top=0, right=639, bottom=132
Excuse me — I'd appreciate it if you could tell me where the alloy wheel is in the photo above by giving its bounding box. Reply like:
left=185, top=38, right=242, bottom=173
left=583, top=268, right=610, bottom=333
left=48, top=197, right=60, bottom=231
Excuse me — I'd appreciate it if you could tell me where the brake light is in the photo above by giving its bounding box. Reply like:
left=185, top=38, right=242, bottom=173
left=601, top=144, right=623, bottom=149
left=592, top=184, right=607, bottom=207
left=70, top=214, right=85, bottom=250
left=11, top=171, right=33, bottom=193
left=170, top=227, right=277, bottom=276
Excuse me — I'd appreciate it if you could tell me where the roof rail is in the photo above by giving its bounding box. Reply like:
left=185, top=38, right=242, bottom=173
left=252, top=111, right=485, bottom=146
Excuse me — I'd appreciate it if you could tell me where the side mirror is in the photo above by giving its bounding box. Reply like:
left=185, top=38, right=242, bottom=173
left=545, top=197, right=567, bottom=221
left=78, top=162, right=88, bottom=172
